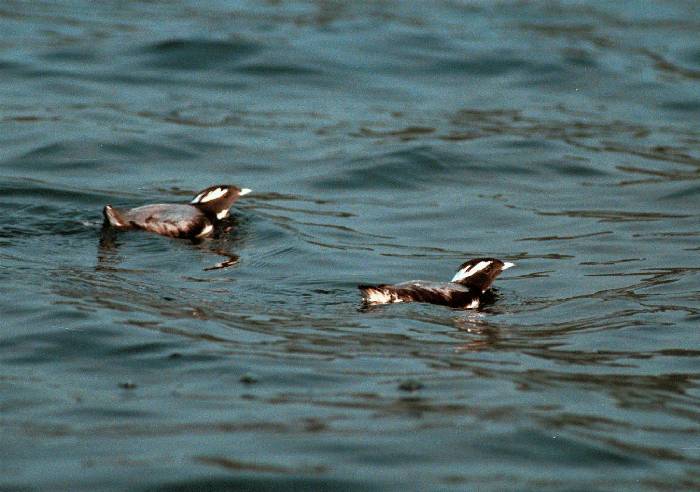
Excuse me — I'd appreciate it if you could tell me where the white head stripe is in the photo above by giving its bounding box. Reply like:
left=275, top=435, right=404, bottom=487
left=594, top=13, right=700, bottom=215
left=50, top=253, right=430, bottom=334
left=200, top=187, right=227, bottom=203
left=451, top=260, right=492, bottom=282
left=239, top=188, right=252, bottom=196
left=502, top=262, right=515, bottom=270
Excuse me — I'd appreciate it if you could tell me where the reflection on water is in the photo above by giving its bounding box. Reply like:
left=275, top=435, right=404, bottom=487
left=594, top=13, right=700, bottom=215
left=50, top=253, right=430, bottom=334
left=98, top=221, right=242, bottom=272
left=1, top=0, right=700, bottom=490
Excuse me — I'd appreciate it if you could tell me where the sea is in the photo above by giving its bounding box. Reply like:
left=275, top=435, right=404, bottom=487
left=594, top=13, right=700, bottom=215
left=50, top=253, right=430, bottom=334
left=1, top=1, right=699, bottom=490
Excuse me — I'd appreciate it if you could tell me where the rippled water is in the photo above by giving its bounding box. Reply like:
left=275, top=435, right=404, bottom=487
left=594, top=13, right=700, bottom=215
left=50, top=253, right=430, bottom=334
left=2, top=1, right=700, bottom=490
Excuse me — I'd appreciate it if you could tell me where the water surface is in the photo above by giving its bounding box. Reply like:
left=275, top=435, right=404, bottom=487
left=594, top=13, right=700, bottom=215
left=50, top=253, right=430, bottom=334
left=2, top=1, right=700, bottom=490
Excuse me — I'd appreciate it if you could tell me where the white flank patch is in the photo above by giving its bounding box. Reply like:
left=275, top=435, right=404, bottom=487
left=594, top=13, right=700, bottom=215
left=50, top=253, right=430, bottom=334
left=239, top=188, right=252, bottom=196
left=196, top=224, right=214, bottom=238
left=465, top=298, right=480, bottom=309
left=363, top=288, right=400, bottom=304
left=216, top=209, right=229, bottom=220
left=502, top=261, right=515, bottom=270
left=364, top=289, right=392, bottom=304
left=451, top=260, right=492, bottom=282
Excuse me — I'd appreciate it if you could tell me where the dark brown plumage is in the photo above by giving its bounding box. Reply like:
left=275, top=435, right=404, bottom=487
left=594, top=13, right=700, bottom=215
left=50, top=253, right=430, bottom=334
left=359, top=258, right=514, bottom=309
left=103, top=184, right=251, bottom=239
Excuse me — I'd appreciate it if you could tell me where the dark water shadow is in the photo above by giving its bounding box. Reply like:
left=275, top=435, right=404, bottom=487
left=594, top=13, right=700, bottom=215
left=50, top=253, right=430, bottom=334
left=97, top=217, right=243, bottom=272
left=142, top=476, right=371, bottom=492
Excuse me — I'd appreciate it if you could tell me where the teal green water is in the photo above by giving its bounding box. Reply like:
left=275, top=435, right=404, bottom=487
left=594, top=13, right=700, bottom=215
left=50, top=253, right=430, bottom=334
left=1, top=1, right=700, bottom=490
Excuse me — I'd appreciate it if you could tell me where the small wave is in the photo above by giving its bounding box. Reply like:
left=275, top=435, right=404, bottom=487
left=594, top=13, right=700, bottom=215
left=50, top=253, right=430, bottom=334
left=139, top=38, right=262, bottom=71
left=311, top=146, right=455, bottom=192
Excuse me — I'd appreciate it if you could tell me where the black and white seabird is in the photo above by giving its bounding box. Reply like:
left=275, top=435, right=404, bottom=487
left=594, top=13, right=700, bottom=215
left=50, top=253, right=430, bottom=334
left=359, top=258, right=514, bottom=309
left=103, top=184, right=251, bottom=239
